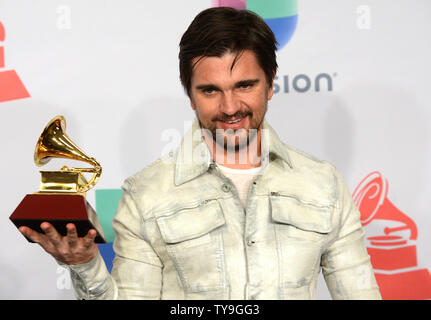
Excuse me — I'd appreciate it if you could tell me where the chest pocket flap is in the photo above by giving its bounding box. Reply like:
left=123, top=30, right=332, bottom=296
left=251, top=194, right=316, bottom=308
left=156, top=199, right=225, bottom=244
left=270, top=193, right=334, bottom=234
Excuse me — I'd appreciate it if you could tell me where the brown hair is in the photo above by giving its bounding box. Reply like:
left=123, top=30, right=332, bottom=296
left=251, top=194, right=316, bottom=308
left=179, top=7, right=278, bottom=97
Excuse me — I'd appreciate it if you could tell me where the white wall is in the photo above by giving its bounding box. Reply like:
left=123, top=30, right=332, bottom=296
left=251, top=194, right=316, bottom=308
left=1, top=0, right=429, bottom=299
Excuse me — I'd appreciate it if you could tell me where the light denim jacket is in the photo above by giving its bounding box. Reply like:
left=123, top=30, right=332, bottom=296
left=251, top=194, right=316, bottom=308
left=63, top=118, right=381, bottom=300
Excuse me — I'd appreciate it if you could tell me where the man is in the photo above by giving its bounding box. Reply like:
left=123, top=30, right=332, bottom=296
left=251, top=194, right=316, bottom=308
left=19, top=7, right=381, bottom=300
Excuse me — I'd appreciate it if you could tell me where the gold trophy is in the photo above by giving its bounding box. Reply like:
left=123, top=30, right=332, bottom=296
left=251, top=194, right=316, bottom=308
left=9, top=116, right=106, bottom=243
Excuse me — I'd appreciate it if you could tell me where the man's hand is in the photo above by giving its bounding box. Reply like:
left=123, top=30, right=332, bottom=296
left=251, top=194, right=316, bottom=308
left=19, top=222, right=99, bottom=265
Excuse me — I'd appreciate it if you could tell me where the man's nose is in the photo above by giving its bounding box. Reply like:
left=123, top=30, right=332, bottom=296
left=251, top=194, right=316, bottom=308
left=220, top=91, right=240, bottom=116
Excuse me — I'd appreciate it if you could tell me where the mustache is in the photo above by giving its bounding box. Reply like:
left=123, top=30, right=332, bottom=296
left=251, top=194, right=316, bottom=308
left=213, top=111, right=252, bottom=122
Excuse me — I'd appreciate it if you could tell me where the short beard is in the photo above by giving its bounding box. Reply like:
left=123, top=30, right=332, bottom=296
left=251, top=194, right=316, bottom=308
left=193, top=92, right=268, bottom=152
left=214, top=127, right=258, bottom=152
left=195, top=107, right=267, bottom=152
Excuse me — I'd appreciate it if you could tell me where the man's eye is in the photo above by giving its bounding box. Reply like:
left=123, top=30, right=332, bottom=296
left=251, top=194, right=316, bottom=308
left=239, top=83, right=253, bottom=90
left=203, top=89, right=216, bottom=95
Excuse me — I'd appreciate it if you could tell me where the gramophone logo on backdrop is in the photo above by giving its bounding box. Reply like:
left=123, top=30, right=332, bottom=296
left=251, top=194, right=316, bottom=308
left=211, top=0, right=298, bottom=50
left=0, top=21, right=30, bottom=103
left=353, top=172, right=431, bottom=300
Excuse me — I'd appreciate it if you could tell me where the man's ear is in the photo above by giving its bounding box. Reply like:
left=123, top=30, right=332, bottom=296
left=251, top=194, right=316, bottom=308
left=267, top=71, right=276, bottom=101
left=267, top=85, right=274, bottom=101
left=189, top=93, right=196, bottom=110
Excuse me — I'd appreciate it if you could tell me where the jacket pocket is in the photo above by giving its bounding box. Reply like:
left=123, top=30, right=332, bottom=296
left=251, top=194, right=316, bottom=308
left=156, top=199, right=227, bottom=297
left=270, top=193, right=334, bottom=297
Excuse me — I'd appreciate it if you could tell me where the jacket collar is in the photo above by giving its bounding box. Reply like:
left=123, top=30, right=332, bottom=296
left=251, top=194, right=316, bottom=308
left=174, top=117, right=293, bottom=186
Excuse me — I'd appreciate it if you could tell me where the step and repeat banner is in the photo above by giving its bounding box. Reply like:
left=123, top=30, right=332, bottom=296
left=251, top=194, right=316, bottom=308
left=1, top=0, right=430, bottom=299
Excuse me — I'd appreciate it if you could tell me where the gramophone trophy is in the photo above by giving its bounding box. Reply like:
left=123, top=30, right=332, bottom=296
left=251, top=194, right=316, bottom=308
left=9, top=116, right=106, bottom=243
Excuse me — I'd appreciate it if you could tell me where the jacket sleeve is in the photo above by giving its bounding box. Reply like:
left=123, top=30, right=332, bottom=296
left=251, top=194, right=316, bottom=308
left=61, top=179, right=163, bottom=300
left=321, top=169, right=382, bottom=299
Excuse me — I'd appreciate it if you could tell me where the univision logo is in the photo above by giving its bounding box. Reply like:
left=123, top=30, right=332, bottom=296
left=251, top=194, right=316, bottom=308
left=211, top=0, right=298, bottom=50
left=273, top=73, right=336, bottom=94
left=211, top=2, right=335, bottom=94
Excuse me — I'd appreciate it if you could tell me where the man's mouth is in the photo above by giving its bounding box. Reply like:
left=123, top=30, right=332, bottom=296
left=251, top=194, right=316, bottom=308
left=218, top=116, right=247, bottom=129
left=225, top=118, right=243, bottom=124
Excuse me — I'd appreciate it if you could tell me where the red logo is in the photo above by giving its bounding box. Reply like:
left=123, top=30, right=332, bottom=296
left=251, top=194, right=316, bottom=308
left=0, top=21, right=30, bottom=103
left=353, top=171, right=431, bottom=299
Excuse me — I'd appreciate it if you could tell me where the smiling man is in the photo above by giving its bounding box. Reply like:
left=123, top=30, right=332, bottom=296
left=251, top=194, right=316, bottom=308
left=20, top=7, right=381, bottom=300
left=190, top=50, right=271, bottom=169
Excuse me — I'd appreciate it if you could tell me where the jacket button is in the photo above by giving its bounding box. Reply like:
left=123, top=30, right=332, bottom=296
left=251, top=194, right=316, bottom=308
left=247, top=239, right=256, bottom=246
left=221, top=184, right=231, bottom=192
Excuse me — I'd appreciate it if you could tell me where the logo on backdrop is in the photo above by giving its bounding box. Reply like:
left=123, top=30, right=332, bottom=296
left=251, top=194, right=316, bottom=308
left=211, top=0, right=298, bottom=50
left=211, top=2, right=335, bottom=94
left=0, top=21, right=30, bottom=103
left=353, top=171, right=431, bottom=300
left=273, top=73, right=335, bottom=94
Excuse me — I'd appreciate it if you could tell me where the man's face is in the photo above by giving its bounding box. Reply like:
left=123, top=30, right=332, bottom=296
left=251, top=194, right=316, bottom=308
left=189, top=50, right=274, bottom=150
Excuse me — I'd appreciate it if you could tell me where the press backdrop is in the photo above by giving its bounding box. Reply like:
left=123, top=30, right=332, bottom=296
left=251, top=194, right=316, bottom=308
left=1, top=0, right=430, bottom=299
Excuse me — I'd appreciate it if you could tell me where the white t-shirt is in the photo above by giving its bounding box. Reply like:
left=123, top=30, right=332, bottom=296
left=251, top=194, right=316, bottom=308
left=217, top=164, right=262, bottom=210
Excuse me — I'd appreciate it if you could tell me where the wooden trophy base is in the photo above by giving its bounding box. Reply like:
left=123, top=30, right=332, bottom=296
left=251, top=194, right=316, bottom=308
left=10, top=194, right=106, bottom=243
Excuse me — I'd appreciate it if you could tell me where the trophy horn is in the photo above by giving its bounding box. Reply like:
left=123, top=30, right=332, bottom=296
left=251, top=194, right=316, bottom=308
left=34, top=115, right=102, bottom=193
